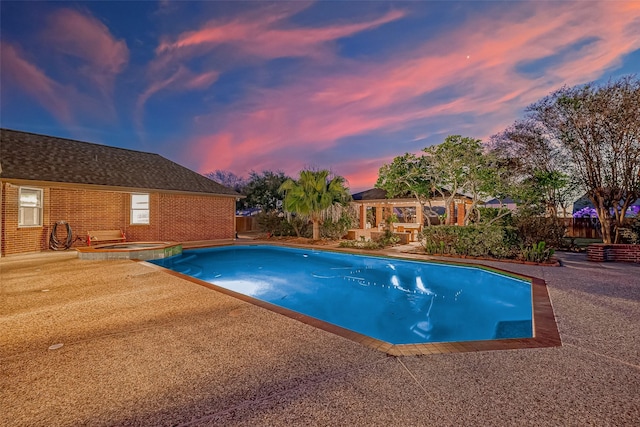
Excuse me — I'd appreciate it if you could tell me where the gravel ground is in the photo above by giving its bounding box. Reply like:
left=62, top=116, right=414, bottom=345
left=1, top=248, right=638, bottom=426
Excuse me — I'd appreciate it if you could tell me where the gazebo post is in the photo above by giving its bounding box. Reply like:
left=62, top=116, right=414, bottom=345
left=375, top=205, right=383, bottom=228
left=456, top=202, right=466, bottom=225
left=448, top=201, right=455, bottom=224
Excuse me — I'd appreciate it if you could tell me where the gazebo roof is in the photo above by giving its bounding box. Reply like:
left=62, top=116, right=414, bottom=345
left=351, top=188, right=465, bottom=202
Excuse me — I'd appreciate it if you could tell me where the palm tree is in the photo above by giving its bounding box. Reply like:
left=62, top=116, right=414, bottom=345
left=279, top=170, right=352, bottom=240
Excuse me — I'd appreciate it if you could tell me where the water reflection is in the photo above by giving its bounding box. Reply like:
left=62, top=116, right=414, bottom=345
left=213, top=278, right=274, bottom=297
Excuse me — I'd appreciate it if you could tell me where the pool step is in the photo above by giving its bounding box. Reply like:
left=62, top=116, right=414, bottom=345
left=174, top=263, right=203, bottom=277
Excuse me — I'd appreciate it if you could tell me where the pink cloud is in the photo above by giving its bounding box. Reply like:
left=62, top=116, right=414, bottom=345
left=183, top=70, right=219, bottom=89
left=148, top=7, right=406, bottom=83
left=43, top=8, right=129, bottom=96
left=156, top=2, right=308, bottom=54
left=335, top=158, right=391, bottom=193
left=0, top=41, right=74, bottom=124
left=147, top=7, right=405, bottom=87
left=191, top=132, right=237, bottom=171
left=184, top=1, right=639, bottom=189
left=140, top=7, right=405, bottom=135
left=157, top=9, right=405, bottom=61
left=135, top=66, right=219, bottom=129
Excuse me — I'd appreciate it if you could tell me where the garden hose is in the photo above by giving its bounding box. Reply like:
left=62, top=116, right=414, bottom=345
left=49, top=221, right=74, bottom=250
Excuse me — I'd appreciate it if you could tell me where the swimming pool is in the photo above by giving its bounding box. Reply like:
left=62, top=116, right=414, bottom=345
left=151, top=245, right=533, bottom=345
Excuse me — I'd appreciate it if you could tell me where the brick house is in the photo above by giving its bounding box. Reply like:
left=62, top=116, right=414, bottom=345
left=0, top=129, right=240, bottom=256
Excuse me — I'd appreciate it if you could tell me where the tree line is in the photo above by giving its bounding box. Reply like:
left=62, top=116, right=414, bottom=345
left=378, top=75, right=639, bottom=244
left=208, top=75, right=639, bottom=245
left=206, top=169, right=352, bottom=241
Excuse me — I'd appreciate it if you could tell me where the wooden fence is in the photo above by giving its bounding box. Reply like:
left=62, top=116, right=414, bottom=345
left=563, top=218, right=601, bottom=238
left=236, top=216, right=257, bottom=232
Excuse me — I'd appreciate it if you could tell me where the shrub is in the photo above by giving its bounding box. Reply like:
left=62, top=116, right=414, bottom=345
left=339, top=226, right=399, bottom=249
left=320, top=209, right=357, bottom=240
left=419, top=225, right=521, bottom=259
left=339, top=240, right=384, bottom=249
left=373, top=228, right=400, bottom=247
left=513, top=214, right=566, bottom=247
left=520, top=241, right=555, bottom=263
left=256, top=211, right=300, bottom=236
left=474, top=207, right=514, bottom=226
left=618, top=217, right=640, bottom=244
left=573, top=207, right=598, bottom=218
left=630, top=218, right=640, bottom=243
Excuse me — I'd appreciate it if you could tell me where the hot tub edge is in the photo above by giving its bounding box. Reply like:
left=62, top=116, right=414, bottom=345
left=76, top=242, right=182, bottom=260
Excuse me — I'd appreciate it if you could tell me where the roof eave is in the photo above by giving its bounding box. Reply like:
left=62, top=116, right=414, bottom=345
left=0, top=178, right=242, bottom=198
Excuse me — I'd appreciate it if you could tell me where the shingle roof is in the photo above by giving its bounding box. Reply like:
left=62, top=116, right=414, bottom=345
left=352, top=188, right=462, bottom=201
left=0, top=129, right=239, bottom=196
left=351, top=188, right=390, bottom=200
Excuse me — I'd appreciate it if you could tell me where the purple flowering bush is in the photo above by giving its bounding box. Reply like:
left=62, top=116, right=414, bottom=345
left=573, top=205, right=640, bottom=218
left=573, top=207, right=598, bottom=218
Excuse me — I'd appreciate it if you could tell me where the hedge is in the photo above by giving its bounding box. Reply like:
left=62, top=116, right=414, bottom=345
left=419, top=225, right=521, bottom=259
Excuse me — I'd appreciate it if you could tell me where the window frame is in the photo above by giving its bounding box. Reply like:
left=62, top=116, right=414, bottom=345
left=130, top=193, right=150, bottom=225
left=18, top=187, right=43, bottom=227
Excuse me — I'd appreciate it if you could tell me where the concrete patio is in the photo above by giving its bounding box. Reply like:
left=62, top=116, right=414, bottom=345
left=1, top=247, right=638, bottom=426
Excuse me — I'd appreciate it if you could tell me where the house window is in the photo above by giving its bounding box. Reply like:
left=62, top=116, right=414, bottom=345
left=19, top=187, right=43, bottom=227
left=131, top=193, right=150, bottom=224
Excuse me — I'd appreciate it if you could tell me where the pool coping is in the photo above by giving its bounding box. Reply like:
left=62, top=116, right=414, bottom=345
left=142, top=243, right=561, bottom=356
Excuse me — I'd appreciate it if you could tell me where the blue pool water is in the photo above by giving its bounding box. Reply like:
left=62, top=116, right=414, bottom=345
left=151, top=245, right=532, bottom=345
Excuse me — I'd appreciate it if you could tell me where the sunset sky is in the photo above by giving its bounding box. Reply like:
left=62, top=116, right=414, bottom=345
left=2, top=1, right=639, bottom=192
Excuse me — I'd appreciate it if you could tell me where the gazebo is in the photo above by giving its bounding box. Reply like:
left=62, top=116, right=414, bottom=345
left=348, top=188, right=472, bottom=242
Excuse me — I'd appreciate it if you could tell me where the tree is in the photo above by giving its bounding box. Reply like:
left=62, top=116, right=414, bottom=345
left=375, top=153, right=437, bottom=226
left=526, top=75, right=640, bottom=243
left=490, top=119, right=579, bottom=219
left=205, top=170, right=246, bottom=192
left=242, top=170, right=290, bottom=212
left=469, top=154, right=518, bottom=225
left=376, top=137, right=505, bottom=226
left=279, top=170, right=352, bottom=240
left=461, top=152, right=513, bottom=225
left=423, top=135, right=487, bottom=225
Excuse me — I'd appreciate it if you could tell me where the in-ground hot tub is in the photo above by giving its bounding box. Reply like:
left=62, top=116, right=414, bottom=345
left=77, top=242, right=182, bottom=260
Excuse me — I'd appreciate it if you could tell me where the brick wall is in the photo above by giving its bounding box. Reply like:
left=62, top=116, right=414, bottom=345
left=156, top=192, right=235, bottom=242
left=1, top=182, right=235, bottom=256
left=50, top=187, right=128, bottom=245
left=1, top=183, right=51, bottom=254
left=587, top=244, right=640, bottom=263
